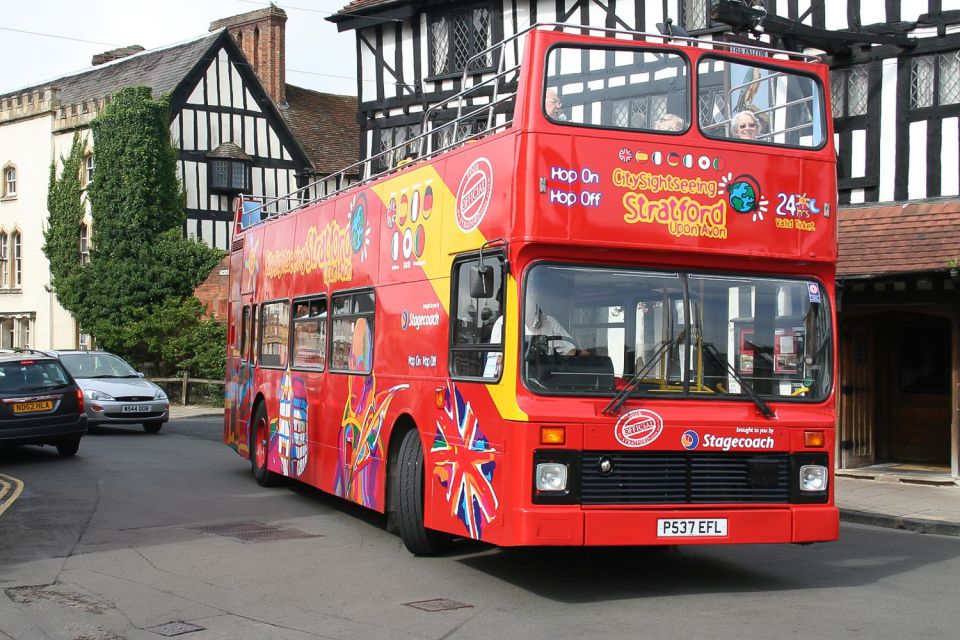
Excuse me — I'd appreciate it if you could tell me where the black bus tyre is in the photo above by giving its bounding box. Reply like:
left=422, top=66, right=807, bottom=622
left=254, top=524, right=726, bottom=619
left=395, top=429, right=453, bottom=556
left=251, top=404, right=282, bottom=487
left=143, top=421, right=163, bottom=434
left=56, top=436, right=81, bottom=457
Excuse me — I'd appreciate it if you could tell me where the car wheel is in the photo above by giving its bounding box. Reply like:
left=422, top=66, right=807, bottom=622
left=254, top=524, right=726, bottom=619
left=143, top=421, right=163, bottom=434
left=56, top=436, right=81, bottom=457
left=394, top=429, right=453, bottom=556
left=251, top=403, right=282, bottom=487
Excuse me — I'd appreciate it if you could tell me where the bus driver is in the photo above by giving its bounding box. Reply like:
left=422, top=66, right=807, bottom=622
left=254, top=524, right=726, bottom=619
left=484, top=297, right=587, bottom=377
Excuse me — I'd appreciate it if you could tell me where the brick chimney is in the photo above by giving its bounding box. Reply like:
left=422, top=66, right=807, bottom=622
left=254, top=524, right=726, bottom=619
left=210, top=6, right=287, bottom=105
left=92, top=45, right=145, bottom=66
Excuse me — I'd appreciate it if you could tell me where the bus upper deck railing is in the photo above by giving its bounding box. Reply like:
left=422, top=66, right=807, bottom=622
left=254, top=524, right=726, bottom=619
left=236, top=22, right=823, bottom=230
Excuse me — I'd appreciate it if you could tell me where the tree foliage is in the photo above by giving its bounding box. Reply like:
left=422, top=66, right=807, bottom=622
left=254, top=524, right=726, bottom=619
left=44, top=86, right=225, bottom=377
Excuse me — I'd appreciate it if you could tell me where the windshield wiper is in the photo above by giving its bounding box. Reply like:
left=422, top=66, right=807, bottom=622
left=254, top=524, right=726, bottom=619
left=602, top=332, right=682, bottom=415
left=88, top=374, right=120, bottom=378
left=701, top=341, right=776, bottom=419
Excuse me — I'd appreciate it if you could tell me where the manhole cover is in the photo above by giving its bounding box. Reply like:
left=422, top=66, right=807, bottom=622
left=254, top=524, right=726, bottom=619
left=188, top=521, right=320, bottom=543
left=403, top=598, right=473, bottom=612
left=144, top=621, right=204, bottom=637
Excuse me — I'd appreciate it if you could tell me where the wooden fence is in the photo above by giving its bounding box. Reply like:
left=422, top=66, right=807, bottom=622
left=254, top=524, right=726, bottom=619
left=153, top=373, right=224, bottom=407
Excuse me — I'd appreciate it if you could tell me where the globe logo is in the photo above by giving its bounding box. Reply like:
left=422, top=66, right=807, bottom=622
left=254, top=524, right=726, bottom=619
left=728, top=180, right=757, bottom=213
left=681, top=429, right=699, bottom=450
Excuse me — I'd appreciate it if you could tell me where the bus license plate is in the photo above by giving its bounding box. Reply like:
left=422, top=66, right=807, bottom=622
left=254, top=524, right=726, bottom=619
left=12, top=400, right=54, bottom=414
left=657, top=518, right=728, bottom=538
left=122, top=405, right=150, bottom=413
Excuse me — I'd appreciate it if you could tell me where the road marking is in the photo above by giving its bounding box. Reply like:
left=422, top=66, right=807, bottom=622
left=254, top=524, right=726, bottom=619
left=0, top=473, right=24, bottom=516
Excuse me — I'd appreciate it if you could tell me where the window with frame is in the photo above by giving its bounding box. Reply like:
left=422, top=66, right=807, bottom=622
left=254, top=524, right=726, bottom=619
left=259, top=300, right=289, bottom=368
left=830, top=65, right=869, bottom=118
left=2, top=166, right=16, bottom=198
left=378, top=124, right=422, bottom=170
left=0, top=232, right=7, bottom=288
left=429, top=4, right=492, bottom=77
left=682, top=0, right=709, bottom=31
left=910, top=52, right=960, bottom=109
left=292, top=296, right=327, bottom=370
left=330, top=290, right=374, bottom=373
left=79, top=225, right=90, bottom=264
left=84, top=154, right=95, bottom=186
left=545, top=46, right=690, bottom=132
left=209, top=159, right=250, bottom=193
left=450, top=256, right=505, bottom=380
left=12, top=231, right=21, bottom=288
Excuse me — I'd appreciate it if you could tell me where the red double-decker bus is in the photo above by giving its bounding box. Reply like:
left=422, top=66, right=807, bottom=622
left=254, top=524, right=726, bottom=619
left=225, top=24, right=838, bottom=555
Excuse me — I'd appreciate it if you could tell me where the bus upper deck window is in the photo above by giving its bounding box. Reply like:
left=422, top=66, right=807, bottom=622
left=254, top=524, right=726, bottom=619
left=697, top=58, right=826, bottom=148
left=544, top=45, right=689, bottom=133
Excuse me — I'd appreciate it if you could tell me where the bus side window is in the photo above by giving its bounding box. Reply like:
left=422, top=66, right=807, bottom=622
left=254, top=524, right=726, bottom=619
left=259, top=300, right=291, bottom=369
left=240, top=306, right=250, bottom=361
left=292, top=296, right=327, bottom=370
left=330, top=290, right=375, bottom=374
left=450, top=256, right=505, bottom=381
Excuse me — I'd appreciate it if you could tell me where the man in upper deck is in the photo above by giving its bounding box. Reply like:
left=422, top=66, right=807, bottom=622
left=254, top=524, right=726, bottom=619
left=545, top=87, right=567, bottom=121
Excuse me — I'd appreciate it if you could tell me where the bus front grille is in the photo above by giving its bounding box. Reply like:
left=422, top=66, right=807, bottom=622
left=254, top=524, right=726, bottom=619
left=580, top=452, right=791, bottom=505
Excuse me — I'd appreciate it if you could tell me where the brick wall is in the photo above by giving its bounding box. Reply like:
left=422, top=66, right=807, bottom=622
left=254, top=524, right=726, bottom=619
left=194, top=255, right=231, bottom=322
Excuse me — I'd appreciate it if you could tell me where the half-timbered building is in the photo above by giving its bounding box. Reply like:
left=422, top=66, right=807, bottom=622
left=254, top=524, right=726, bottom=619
left=328, top=0, right=960, bottom=479
left=0, top=7, right=357, bottom=349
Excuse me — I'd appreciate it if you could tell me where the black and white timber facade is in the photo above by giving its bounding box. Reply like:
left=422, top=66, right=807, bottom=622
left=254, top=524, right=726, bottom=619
left=328, top=0, right=960, bottom=477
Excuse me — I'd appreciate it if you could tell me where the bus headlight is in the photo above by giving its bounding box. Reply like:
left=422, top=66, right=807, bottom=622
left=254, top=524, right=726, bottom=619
left=799, top=465, right=828, bottom=492
left=536, top=463, right=568, bottom=491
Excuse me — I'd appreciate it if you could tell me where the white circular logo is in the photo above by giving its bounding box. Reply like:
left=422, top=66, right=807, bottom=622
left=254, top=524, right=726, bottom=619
left=455, top=157, right=493, bottom=232
left=614, top=409, right=664, bottom=448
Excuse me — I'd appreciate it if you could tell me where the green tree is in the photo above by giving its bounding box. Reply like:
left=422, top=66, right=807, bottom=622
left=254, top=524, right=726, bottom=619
left=44, top=86, right=225, bottom=377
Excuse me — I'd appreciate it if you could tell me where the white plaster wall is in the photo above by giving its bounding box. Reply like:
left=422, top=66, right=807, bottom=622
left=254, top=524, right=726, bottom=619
left=0, top=114, right=81, bottom=349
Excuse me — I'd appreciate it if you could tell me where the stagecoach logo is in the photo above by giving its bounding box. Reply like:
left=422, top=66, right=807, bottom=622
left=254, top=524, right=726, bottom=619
left=455, top=157, right=493, bottom=232
left=614, top=409, right=664, bottom=448
left=681, top=429, right=700, bottom=450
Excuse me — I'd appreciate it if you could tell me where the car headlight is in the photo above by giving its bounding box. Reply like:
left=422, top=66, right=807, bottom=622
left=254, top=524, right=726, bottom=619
left=154, top=388, right=168, bottom=401
left=799, top=464, right=828, bottom=492
left=88, top=389, right=116, bottom=401
left=535, top=463, right=568, bottom=492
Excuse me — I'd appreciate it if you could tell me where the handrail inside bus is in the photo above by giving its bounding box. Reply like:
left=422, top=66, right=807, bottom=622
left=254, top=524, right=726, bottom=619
left=235, top=22, right=822, bottom=232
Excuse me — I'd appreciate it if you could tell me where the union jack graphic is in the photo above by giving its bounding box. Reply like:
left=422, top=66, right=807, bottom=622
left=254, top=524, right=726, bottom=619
left=432, top=382, right=498, bottom=539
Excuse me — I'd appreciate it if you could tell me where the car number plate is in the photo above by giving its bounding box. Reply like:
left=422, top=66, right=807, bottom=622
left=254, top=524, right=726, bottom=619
left=12, top=400, right=54, bottom=414
left=122, top=404, right=151, bottom=413
left=657, top=518, right=728, bottom=538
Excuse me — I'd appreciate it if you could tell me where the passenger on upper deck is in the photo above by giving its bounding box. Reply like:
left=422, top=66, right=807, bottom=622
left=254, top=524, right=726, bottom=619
left=545, top=88, right=567, bottom=121
left=730, top=110, right=761, bottom=140
left=654, top=114, right=685, bottom=131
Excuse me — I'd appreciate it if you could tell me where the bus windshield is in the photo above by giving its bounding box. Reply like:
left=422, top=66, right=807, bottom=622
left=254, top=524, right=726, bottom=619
left=523, top=264, right=832, bottom=401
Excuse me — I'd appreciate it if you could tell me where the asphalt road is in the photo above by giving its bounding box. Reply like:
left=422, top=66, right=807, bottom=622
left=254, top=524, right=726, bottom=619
left=0, top=417, right=958, bottom=640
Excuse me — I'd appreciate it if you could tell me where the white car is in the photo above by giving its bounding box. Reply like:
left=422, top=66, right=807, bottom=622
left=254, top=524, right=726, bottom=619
left=52, top=351, right=170, bottom=433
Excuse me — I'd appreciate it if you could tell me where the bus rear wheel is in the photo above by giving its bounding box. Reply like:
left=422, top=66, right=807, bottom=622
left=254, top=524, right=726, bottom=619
left=394, top=429, right=453, bottom=556
left=251, top=404, right=282, bottom=487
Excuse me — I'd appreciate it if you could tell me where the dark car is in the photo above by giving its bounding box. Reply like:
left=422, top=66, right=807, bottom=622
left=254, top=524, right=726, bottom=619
left=0, top=351, right=87, bottom=456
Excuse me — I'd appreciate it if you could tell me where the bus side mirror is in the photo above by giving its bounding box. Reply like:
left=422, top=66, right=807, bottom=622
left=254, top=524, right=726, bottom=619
left=470, top=264, right=495, bottom=298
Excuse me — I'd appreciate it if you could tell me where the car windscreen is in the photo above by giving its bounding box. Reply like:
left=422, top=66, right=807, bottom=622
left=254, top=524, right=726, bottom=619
left=0, top=361, right=72, bottom=393
left=59, top=353, right=139, bottom=378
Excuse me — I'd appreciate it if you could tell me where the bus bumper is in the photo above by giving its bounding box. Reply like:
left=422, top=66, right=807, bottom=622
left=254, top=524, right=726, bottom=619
left=504, top=506, right=839, bottom=546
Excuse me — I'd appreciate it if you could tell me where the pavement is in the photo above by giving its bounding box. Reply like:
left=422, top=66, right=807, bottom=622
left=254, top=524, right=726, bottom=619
left=168, top=405, right=960, bottom=537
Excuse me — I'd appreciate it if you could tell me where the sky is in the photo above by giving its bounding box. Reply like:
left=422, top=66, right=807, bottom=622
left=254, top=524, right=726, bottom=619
left=0, top=0, right=359, bottom=97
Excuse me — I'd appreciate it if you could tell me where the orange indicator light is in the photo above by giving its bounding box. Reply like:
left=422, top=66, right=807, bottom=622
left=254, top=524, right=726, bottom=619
left=540, top=426, right=566, bottom=445
left=435, top=386, right=445, bottom=408
left=804, top=431, right=824, bottom=447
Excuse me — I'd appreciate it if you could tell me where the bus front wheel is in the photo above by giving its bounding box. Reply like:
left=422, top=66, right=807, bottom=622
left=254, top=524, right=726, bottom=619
left=395, top=429, right=452, bottom=556
left=251, top=404, right=282, bottom=487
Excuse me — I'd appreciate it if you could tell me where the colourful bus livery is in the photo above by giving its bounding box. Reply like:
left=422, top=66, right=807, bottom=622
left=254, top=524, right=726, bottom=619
left=225, top=24, right=839, bottom=555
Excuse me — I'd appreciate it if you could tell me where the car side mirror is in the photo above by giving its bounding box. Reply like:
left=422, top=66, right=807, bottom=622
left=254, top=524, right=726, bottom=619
left=470, top=264, right=495, bottom=299
left=137, top=372, right=145, bottom=378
